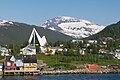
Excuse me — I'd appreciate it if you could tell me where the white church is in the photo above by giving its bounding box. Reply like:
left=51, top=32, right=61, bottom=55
left=20, top=28, right=47, bottom=55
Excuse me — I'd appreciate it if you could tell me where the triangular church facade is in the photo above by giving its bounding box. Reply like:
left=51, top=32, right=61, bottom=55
left=20, top=28, right=47, bottom=55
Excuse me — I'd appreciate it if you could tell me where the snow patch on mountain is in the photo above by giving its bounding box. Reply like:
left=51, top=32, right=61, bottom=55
left=41, top=16, right=105, bottom=38
left=0, top=20, right=13, bottom=26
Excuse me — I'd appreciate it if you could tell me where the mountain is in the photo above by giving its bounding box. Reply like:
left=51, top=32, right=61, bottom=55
left=87, top=21, right=120, bottom=40
left=0, top=20, right=13, bottom=25
left=41, top=16, right=105, bottom=38
left=0, top=20, right=73, bottom=45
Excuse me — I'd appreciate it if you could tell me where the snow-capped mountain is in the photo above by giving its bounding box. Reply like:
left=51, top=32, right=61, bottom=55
left=0, top=20, right=13, bottom=26
left=41, top=16, right=105, bottom=38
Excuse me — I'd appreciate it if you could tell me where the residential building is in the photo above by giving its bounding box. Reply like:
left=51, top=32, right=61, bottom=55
left=99, top=48, right=108, bottom=54
left=15, top=56, right=23, bottom=70
left=20, top=44, right=36, bottom=55
left=0, top=63, right=3, bottom=71
left=72, top=40, right=83, bottom=43
left=114, top=49, right=120, bottom=59
left=0, top=46, right=9, bottom=56
left=88, top=40, right=97, bottom=44
left=23, top=56, right=37, bottom=70
left=4, top=56, right=16, bottom=70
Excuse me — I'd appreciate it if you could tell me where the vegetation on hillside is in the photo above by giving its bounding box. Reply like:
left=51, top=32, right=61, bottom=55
left=87, top=21, right=120, bottom=40
left=0, top=39, right=120, bottom=70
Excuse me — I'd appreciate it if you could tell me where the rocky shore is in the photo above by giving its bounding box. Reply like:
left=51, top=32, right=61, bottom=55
left=39, top=69, right=120, bottom=75
left=1, top=68, right=120, bottom=76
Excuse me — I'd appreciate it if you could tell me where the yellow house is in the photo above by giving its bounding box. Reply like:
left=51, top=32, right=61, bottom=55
left=23, top=56, right=37, bottom=70
left=45, top=47, right=64, bottom=55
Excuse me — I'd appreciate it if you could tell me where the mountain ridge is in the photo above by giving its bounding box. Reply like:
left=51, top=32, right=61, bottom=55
left=41, top=16, right=105, bottom=38
left=0, top=20, right=73, bottom=45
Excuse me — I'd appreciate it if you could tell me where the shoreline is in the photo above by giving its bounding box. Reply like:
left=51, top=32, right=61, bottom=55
left=1, top=69, right=120, bottom=76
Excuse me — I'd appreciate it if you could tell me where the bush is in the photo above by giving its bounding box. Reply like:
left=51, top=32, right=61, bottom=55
left=52, top=63, right=76, bottom=70
left=63, top=49, right=75, bottom=56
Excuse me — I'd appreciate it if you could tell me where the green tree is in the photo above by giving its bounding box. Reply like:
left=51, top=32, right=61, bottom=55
left=36, top=45, right=41, bottom=53
left=13, top=44, right=20, bottom=55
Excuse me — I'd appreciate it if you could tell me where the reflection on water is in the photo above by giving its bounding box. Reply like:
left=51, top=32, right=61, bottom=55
left=2, top=76, right=37, bottom=80
left=0, top=74, right=120, bottom=80
left=0, top=76, right=2, bottom=79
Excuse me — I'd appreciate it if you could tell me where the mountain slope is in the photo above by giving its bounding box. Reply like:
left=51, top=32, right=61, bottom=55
left=0, top=20, right=73, bottom=45
left=87, top=21, right=120, bottom=40
left=41, top=16, right=105, bottom=38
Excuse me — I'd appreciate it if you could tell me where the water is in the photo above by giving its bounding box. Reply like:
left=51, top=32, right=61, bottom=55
left=0, top=74, right=120, bottom=80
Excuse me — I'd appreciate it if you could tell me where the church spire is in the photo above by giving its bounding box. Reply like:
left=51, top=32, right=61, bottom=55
left=28, top=28, right=47, bottom=47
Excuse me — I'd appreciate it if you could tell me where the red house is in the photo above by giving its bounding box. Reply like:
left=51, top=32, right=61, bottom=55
left=4, top=56, right=16, bottom=70
left=86, top=64, right=99, bottom=69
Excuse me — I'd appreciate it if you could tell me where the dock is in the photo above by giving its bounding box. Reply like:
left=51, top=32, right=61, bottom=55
left=4, top=70, right=40, bottom=76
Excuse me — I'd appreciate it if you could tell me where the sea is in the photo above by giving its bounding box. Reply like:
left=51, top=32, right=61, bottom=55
left=0, top=74, right=120, bottom=80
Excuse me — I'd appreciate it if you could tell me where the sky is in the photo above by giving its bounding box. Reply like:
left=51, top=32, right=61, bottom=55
left=0, top=0, right=120, bottom=26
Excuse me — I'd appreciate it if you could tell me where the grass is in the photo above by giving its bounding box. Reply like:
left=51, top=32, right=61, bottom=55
left=1, top=52, right=119, bottom=70
left=36, top=54, right=77, bottom=70
left=36, top=54, right=120, bottom=70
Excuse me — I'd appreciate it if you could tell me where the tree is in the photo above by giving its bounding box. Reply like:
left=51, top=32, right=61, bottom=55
left=63, top=49, right=74, bottom=56
left=36, top=45, right=41, bottom=53
left=21, top=41, right=28, bottom=48
left=12, top=44, right=20, bottom=55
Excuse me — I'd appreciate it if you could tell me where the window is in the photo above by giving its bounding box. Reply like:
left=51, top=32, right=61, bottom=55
left=7, top=62, right=11, bottom=66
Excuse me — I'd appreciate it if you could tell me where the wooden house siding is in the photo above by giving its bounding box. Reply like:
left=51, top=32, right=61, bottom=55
left=23, top=63, right=37, bottom=70
left=4, top=60, right=16, bottom=70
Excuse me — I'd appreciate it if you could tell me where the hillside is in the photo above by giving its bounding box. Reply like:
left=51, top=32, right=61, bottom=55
left=0, top=20, right=73, bottom=45
left=87, top=21, right=120, bottom=40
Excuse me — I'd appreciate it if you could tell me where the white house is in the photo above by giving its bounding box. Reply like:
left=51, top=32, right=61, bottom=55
left=114, top=53, right=120, bottom=59
left=88, top=40, right=97, bottom=44
left=72, top=40, right=83, bottom=43
left=20, top=44, right=36, bottom=55
left=0, top=46, right=9, bottom=56
left=79, top=48, right=86, bottom=55
left=0, top=63, right=3, bottom=71
left=114, top=49, right=120, bottom=59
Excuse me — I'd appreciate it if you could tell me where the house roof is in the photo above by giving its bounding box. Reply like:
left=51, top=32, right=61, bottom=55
left=5, top=56, right=37, bottom=63
left=5, top=56, right=12, bottom=61
left=0, top=48, right=7, bottom=51
left=26, top=45, right=36, bottom=49
left=23, top=56, right=37, bottom=63
left=15, top=56, right=23, bottom=60
left=5, top=56, right=23, bottom=62
left=0, top=46, right=7, bottom=51
left=10, top=56, right=16, bottom=62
